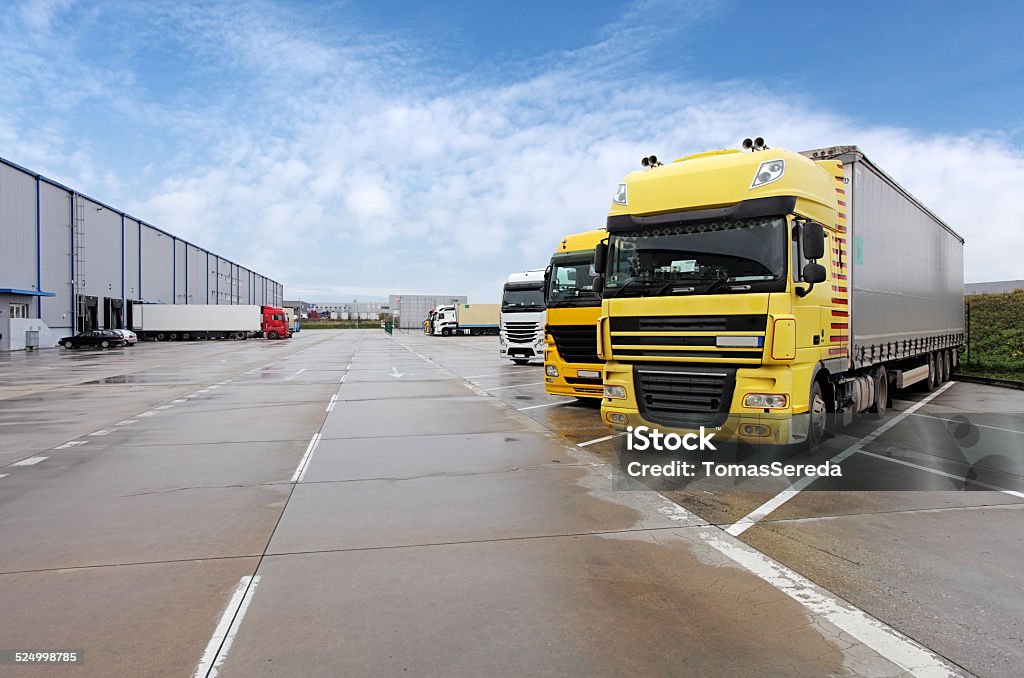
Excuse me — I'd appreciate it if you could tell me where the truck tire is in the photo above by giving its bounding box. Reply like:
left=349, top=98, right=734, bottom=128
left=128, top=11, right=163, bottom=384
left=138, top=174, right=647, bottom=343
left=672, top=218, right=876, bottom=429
left=156, top=333, right=165, bottom=342
left=513, top=359, right=530, bottom=366
left=919, top=353, right=937, bottom=392
left=182, top=332, right=191, bottom=341
left=169, top=333, right=178, bottom=341
left=807, top=380, right=827, bottom=450
left=944, top=349, right=953, bottom=383
left=268, top=330, right=280, bottom=340
left=867, top=367, right=888, bottom=419
left=442, top=328, right=450, bottom=336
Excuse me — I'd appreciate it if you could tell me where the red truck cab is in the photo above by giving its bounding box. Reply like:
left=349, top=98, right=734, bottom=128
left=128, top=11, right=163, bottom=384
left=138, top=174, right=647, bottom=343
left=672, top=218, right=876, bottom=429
left=261, top=306, right=292, bottom=339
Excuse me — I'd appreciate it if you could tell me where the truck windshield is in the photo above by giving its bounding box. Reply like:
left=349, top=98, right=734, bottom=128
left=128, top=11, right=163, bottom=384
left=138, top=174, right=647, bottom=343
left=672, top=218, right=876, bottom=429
left=547, top=255, right=601, bottom=308
left=502, top=287, right=545, bottom=312
left=604, top=216, right=787, bottom=297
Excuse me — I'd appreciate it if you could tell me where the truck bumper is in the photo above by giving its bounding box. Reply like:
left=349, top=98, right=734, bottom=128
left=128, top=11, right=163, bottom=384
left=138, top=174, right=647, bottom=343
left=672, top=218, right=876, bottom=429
left=601, top=361, right=812, bottom=446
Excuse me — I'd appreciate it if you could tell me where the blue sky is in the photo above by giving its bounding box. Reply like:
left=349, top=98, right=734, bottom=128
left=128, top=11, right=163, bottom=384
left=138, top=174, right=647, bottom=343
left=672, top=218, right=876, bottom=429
left=2, top=0, right=1022, bottom=301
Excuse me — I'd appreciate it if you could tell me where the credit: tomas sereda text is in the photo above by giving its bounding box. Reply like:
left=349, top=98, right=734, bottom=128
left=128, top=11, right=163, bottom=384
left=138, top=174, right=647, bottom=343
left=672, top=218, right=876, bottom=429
left=622, top=425, right=843, bottom=480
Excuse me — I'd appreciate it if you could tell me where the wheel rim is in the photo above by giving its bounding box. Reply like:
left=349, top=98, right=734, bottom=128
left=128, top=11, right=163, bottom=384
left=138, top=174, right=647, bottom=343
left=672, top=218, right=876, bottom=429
left=810, top=389, right=826, bottom=442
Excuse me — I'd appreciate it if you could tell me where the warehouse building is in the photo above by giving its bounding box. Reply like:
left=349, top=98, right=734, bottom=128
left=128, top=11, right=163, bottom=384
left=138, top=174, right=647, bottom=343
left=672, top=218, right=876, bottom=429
left=0, top=156, right=283, bottom=351
left=389, top=294, right=467, bottom=329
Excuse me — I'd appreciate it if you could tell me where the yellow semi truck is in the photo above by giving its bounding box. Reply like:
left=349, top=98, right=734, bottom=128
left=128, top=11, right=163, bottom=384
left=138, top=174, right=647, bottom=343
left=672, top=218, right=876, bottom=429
left=543, top=229, right=606, bottom=399
left=594, top=142, right=964, bottom=448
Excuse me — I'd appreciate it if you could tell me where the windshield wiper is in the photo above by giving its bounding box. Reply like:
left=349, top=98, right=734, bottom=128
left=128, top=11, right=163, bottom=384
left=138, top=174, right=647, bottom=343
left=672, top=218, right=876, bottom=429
left=604, top=278, right=654, bottom=298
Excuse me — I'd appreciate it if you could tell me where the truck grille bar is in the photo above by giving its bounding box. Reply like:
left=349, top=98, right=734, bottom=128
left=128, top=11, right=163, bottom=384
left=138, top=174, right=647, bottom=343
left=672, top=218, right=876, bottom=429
left=547, top=324, right=599, bottom=364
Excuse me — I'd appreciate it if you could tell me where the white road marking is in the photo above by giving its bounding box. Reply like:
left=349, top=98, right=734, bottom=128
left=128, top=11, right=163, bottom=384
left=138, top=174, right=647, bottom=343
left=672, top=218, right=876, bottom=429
left=339, top=374, right=346, bottom=384
left=699, top=531, right=958, bottom=677
left=185, top=394, right=198, bottom=399
left=138, top=411, right=156, bottom=417
left=858, top=450, right=1024, bottom=499
left=517, top=401, right=571, bottom=411
left=156, top=405, right=174, bottom=410
left=173, top=399, right=188, bottom=404
left=726, top=381, right=956, bottom=537
left=116, top=419, right=137, bottom=426
left=55, top=440, right=87, bottom=449
left=389, top=366, right=405, bottom=378
left=198, top=389, right=210, bottom=393
left=463, top=372, right=512, bottom=379
left=193, top=575, right=261, bottom=678
left=0, top=473, right=7, bottom=479
left=485, top=381, right=546, bottom=391
left=89, top=429, right=112, bottom=436
left=11, top=456, right=47, bottom=466
left=910, top=411, right=1024, bottom=436
left=326, top=394, right=338, bottom=413
left=208, top=385, right=220, bottom=390
left=578, top=433, right=625, bottom=447
left=290, top=433, right=322, bottom=482
left=285, top=368, right=306, bottom=381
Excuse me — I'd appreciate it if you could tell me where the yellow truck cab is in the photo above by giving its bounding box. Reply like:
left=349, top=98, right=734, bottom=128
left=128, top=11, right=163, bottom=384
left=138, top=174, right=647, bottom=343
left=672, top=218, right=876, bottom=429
left=594, top=141, right=963, bottom=448
left=543, top=229, right=607, bottom=399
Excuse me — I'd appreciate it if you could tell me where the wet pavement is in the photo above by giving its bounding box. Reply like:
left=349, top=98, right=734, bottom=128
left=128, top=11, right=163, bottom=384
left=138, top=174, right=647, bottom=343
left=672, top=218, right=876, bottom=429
left=0, top=330, right=1021, bottom=676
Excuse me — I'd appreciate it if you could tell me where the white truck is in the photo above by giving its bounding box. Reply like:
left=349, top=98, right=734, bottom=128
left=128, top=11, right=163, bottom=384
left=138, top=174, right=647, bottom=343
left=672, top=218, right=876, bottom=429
left=131, top=304, right=292, bottom=341
left=500, top=269, right=547, bottom=365
left=429, top=303, right=500, bottom=336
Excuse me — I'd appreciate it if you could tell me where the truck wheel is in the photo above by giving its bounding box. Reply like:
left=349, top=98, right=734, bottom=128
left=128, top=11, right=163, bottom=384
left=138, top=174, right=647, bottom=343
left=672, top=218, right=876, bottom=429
left=268, top=330, right=280, bottom=340
left=919, top=353, right=937, bottom=392
left=513, top=359, right=530, bottom=366
left=156, top=333, right=165, bottom=342
left=182, top=333, right=191, bottom=341
left=807, top=381, right=827, bottom=450
left=867, top=367, right=888, bottom=419
left=442, top=328, right=450, bottom=336
left=943, top=349, right=953, bottom=382
left=169, top=333, right=178, bottom=341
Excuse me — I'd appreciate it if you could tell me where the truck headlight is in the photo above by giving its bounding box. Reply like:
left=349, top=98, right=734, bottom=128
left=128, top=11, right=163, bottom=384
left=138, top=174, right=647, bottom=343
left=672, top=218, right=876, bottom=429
left=743, top=393, right=788, bottom=409
left=604, top=385, right=627, bottom=399
left=612, top=183, right=628, bottom=206
left=545, top=364, right=559, bottom=377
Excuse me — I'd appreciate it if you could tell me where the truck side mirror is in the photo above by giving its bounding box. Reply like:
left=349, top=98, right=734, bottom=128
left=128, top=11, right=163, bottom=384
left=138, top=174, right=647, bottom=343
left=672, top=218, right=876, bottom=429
left=593, top=276, right=604, bottom=294
left=593, top=241, right=608, bottom=275
left=796, top=262, right=827, bottom=297
left=802, top=222, right=825, bottom=261
left=543, top=265, right=552, bottom=304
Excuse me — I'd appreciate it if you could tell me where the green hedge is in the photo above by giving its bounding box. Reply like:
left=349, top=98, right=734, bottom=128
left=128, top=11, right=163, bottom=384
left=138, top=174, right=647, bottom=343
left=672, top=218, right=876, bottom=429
left=964, top=291, right=1024, bottom=372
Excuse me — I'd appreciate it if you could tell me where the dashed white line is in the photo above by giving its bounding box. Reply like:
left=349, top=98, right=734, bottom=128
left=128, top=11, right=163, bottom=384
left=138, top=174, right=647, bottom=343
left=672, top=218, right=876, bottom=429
left=156, top=404, right=174, bottom=410
left=290, top=432, right=322, bottom=482
left=517, top=401, right=572, bottom=411
left=138, top=411, right=156, bottom=417
left=485, top=381, right=546, bottom=391
left=116, top=419, right=137, bottom=426
left=193, top=575, right=261, bottom=678
left=89, top=429, right=112, bottom=436
left=326, top=394, right=338, bottom=413
left=725, top=381, right=956, bottom=537
left=339, top=374, right=346, bottom=384
left=173, top=399, right=188, bottom=404
left=0, top=473, right=7, bottom=479
left=285, top=368, right=306, bottom=381
left=11, top=456, right=48, bottom=466
left=55, top=440, right=88, bottom=449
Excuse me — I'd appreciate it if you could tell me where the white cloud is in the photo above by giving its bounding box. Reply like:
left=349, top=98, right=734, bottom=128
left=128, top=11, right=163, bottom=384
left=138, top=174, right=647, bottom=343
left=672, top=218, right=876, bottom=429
left=3, top=0, right=1022, bottom=305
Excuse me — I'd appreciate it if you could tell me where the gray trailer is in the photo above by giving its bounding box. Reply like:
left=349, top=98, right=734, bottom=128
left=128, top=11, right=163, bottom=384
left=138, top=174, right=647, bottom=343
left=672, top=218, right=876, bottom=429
left=804, top=146, right=964, bottom=394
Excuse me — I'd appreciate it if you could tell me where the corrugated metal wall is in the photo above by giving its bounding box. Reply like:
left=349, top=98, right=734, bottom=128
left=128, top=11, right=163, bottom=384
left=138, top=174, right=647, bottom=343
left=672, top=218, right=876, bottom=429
left=0, top=163, right=38, bottom=290
left=186, top=244, right=206, bottom=304
left=174, top=238, right=187, bottom=304
left=123, top=218, right=141, bottom=301
left=140, top=225, right=173, bottom=304
left=39, top=183, right=72, bottom=332
left=80, top=196, right=123, bottom=299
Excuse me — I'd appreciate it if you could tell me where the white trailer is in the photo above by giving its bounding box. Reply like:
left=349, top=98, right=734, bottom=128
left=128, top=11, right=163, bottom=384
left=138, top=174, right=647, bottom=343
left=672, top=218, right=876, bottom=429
left=133, top=304, right=263, bottom=341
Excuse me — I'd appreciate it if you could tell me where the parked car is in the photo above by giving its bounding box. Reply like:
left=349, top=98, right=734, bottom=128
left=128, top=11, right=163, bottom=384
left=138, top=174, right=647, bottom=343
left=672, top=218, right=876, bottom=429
left=113, top=329, right=138, bottom=346
left=59, top=330, right=128, bottom=349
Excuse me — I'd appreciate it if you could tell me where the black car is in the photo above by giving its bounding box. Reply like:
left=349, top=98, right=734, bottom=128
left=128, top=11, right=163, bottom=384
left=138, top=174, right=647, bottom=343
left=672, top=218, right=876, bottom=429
left=59, top=330, right=128, bottom=349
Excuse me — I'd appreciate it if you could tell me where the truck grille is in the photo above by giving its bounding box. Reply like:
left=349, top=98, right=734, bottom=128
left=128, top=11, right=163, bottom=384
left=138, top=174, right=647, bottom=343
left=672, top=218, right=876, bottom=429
left=610, top=315, right=766, bottom=363
left=634, top=365, right=736, bottom=427
left=504, top=321, right=539, bottom=343
left=548, top=325, right=599, bottom=364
